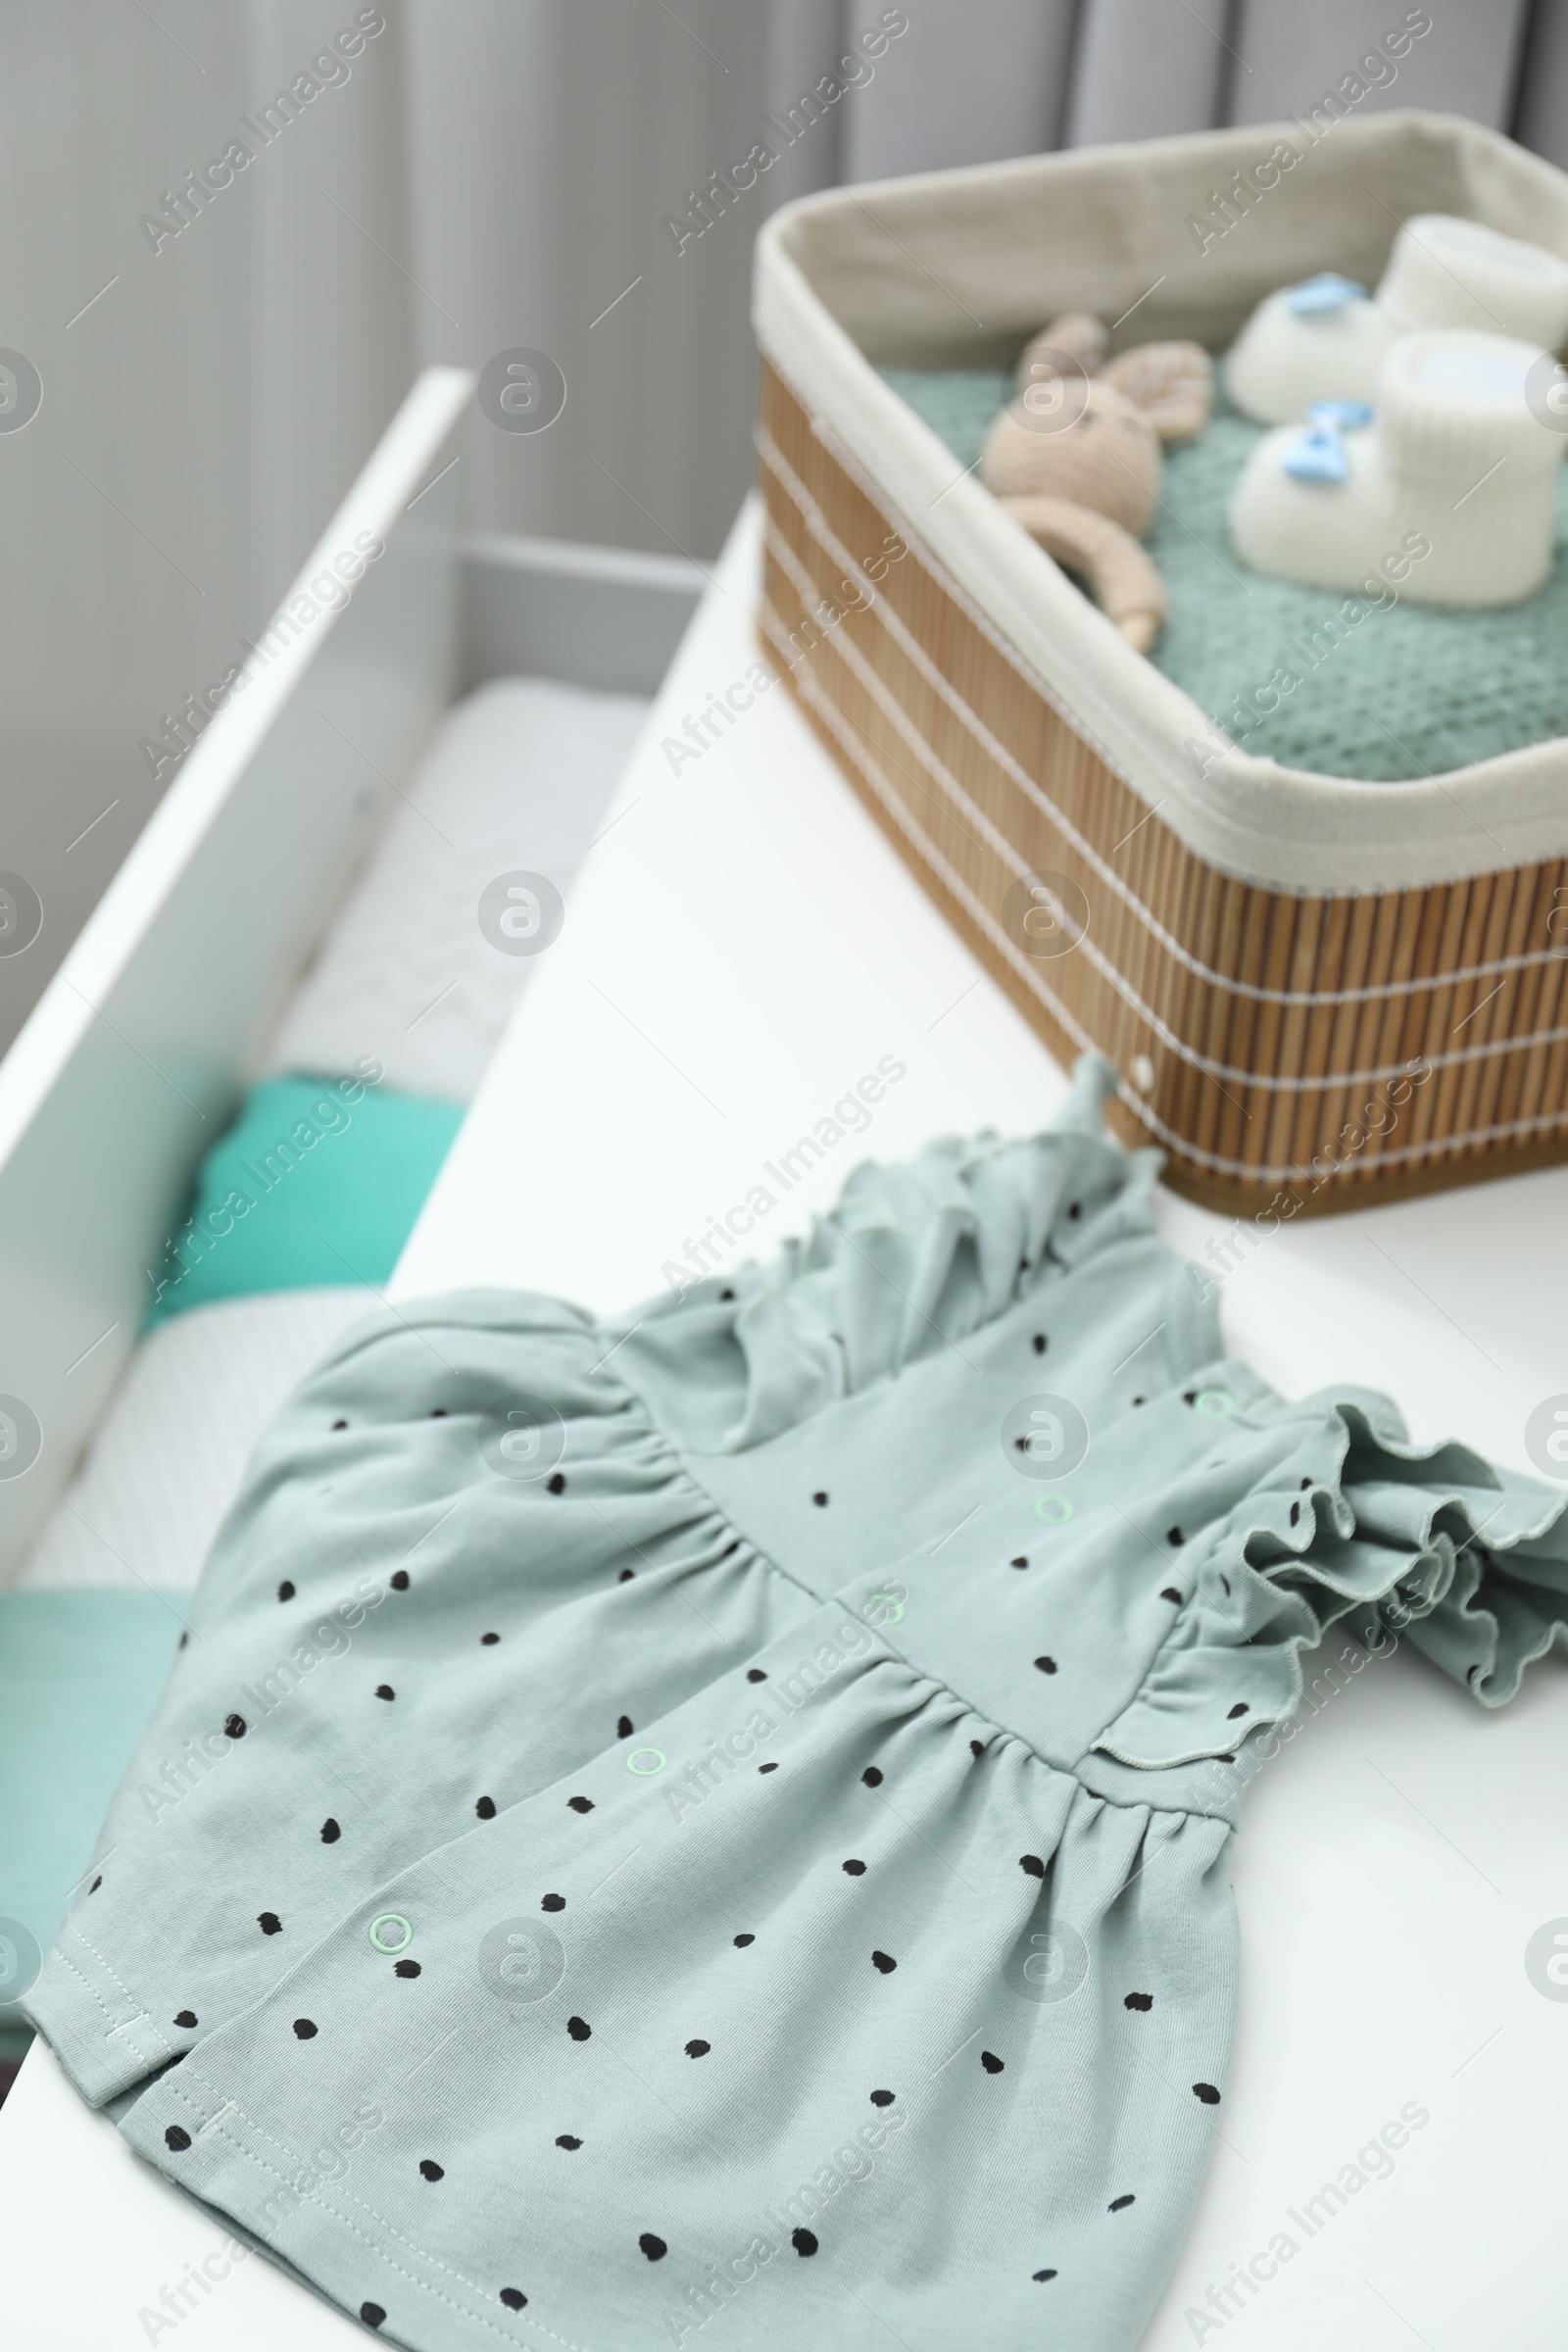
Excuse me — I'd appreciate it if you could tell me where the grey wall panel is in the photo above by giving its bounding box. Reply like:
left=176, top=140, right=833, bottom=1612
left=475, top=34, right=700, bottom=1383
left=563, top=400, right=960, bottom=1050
left=1226, top=0, right=1529, bottom=131
left=1066, top=0, right=1233, bottom=144
left=839, top=0, right=1082, bottom=180
left=0, top=0, right=414, bottom=1055
left=402, top=0, right=770, bottom=566
left=1514, top=0, right=1568, bottom=167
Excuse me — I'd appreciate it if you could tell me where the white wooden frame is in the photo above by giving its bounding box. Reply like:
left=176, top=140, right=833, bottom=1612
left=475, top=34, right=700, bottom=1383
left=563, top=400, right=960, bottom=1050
left=0, top=368, right=474, bottom=1581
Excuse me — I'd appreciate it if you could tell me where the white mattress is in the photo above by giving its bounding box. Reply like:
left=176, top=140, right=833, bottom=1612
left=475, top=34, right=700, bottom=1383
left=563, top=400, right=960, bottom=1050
left=16, top=674, right=651, bottom=1595
left=18, top=1291, right=374, bottom=1592
left=264, top=675, right=650, bottom=1101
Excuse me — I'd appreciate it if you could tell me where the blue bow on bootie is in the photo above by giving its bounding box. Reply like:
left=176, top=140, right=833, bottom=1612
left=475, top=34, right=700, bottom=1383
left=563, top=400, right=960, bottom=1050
left=1284, top=272, right=1370, bottom=316
left=1281, top=398, right=1374, bottom=484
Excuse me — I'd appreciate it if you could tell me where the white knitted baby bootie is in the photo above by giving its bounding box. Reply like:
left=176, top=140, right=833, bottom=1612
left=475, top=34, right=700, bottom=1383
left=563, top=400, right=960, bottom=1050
left=1226, top=216, right=1568, bottom=424
left=1229, top=330, right=1565, bottom=608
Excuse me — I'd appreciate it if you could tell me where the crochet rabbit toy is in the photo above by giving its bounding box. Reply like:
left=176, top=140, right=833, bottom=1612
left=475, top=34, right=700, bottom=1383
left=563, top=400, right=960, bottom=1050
left=981, top=314, right=1213, bottom=651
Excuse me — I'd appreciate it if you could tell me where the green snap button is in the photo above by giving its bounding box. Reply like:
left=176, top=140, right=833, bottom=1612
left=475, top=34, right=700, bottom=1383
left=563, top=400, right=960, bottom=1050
left=368, top=1913, right=413, bottom=1954
left=1194, top=1388, right=1235, bottom=1419
left=1033, top=1494, right=1074, bottom=1525
left=626, top=1746, right=666, bottom=1776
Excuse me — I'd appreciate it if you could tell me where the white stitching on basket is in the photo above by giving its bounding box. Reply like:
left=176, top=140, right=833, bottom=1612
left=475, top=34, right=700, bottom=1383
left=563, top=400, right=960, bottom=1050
left=762, top=507, right=1563, bottom=1095
left=759, top=595, right=1568, bottom=1181
left=758, top=416, right=1568, bottom=1010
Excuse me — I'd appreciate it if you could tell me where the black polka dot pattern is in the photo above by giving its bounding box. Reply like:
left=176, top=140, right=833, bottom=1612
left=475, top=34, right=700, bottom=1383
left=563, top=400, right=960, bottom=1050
left=330, top=1418, right=347, bottom=1432
left=89, top=1876, right=101, bottom=1893
left=140, top=1274, right=1274, bottom=2328
left=165, top=2126, right=191, bottom=2151
left=547, top=1472, right=566, bottom=1495
left=360, top=2303, right=385, bottom=2328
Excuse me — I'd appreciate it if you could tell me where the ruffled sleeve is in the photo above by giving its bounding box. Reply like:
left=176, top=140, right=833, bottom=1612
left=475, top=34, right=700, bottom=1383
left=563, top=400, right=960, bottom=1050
left=1094, top=1394, right=1568, bottom=1775
left=1329, top=1408, right=1568, bottom=1705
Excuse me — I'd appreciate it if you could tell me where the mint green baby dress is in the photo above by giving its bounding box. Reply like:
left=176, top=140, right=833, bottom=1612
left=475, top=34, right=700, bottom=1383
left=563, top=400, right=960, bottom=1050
left=26, top=1057, right=1568, bottom=2351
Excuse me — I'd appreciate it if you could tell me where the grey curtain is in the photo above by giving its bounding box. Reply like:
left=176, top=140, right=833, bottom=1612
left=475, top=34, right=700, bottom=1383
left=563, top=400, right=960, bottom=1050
left=0, top=0, right=410, bottom=1051
left=757, top=0, right=1540, bottom=176
left=4, top=0, right=1567, bottom=1044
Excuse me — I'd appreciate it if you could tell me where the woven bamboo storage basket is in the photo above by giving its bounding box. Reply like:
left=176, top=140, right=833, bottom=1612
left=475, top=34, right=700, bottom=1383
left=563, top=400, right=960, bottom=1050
left=753, top=111, right=1568, bottom=1216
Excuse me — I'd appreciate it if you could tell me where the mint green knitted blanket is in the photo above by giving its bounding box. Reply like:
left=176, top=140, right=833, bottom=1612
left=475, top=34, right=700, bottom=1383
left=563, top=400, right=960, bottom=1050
left=881, top=368, right=1568, bottom=783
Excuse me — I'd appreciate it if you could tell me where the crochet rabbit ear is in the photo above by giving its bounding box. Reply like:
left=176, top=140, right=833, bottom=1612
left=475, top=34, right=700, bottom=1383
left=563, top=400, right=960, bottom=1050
left=1015, top=311, right=1108, bottom=392
left=1100, top=341, right=1214, bottom=444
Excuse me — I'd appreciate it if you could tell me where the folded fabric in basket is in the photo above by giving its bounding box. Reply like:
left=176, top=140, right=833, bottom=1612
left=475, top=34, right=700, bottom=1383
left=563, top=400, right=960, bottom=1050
left=145, top=1075, right=463, bottom=1323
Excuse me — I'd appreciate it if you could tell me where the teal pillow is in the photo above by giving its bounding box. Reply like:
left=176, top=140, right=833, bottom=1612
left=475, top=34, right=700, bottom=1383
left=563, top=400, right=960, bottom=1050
left=0, top=1591, right=186, bottom=2047
left=145, top=1072, right=464, bottom=1321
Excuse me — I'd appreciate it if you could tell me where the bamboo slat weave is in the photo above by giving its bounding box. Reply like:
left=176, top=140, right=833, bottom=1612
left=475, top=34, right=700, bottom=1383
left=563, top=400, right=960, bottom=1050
left=757, top=357, right=1568, bottom=1215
